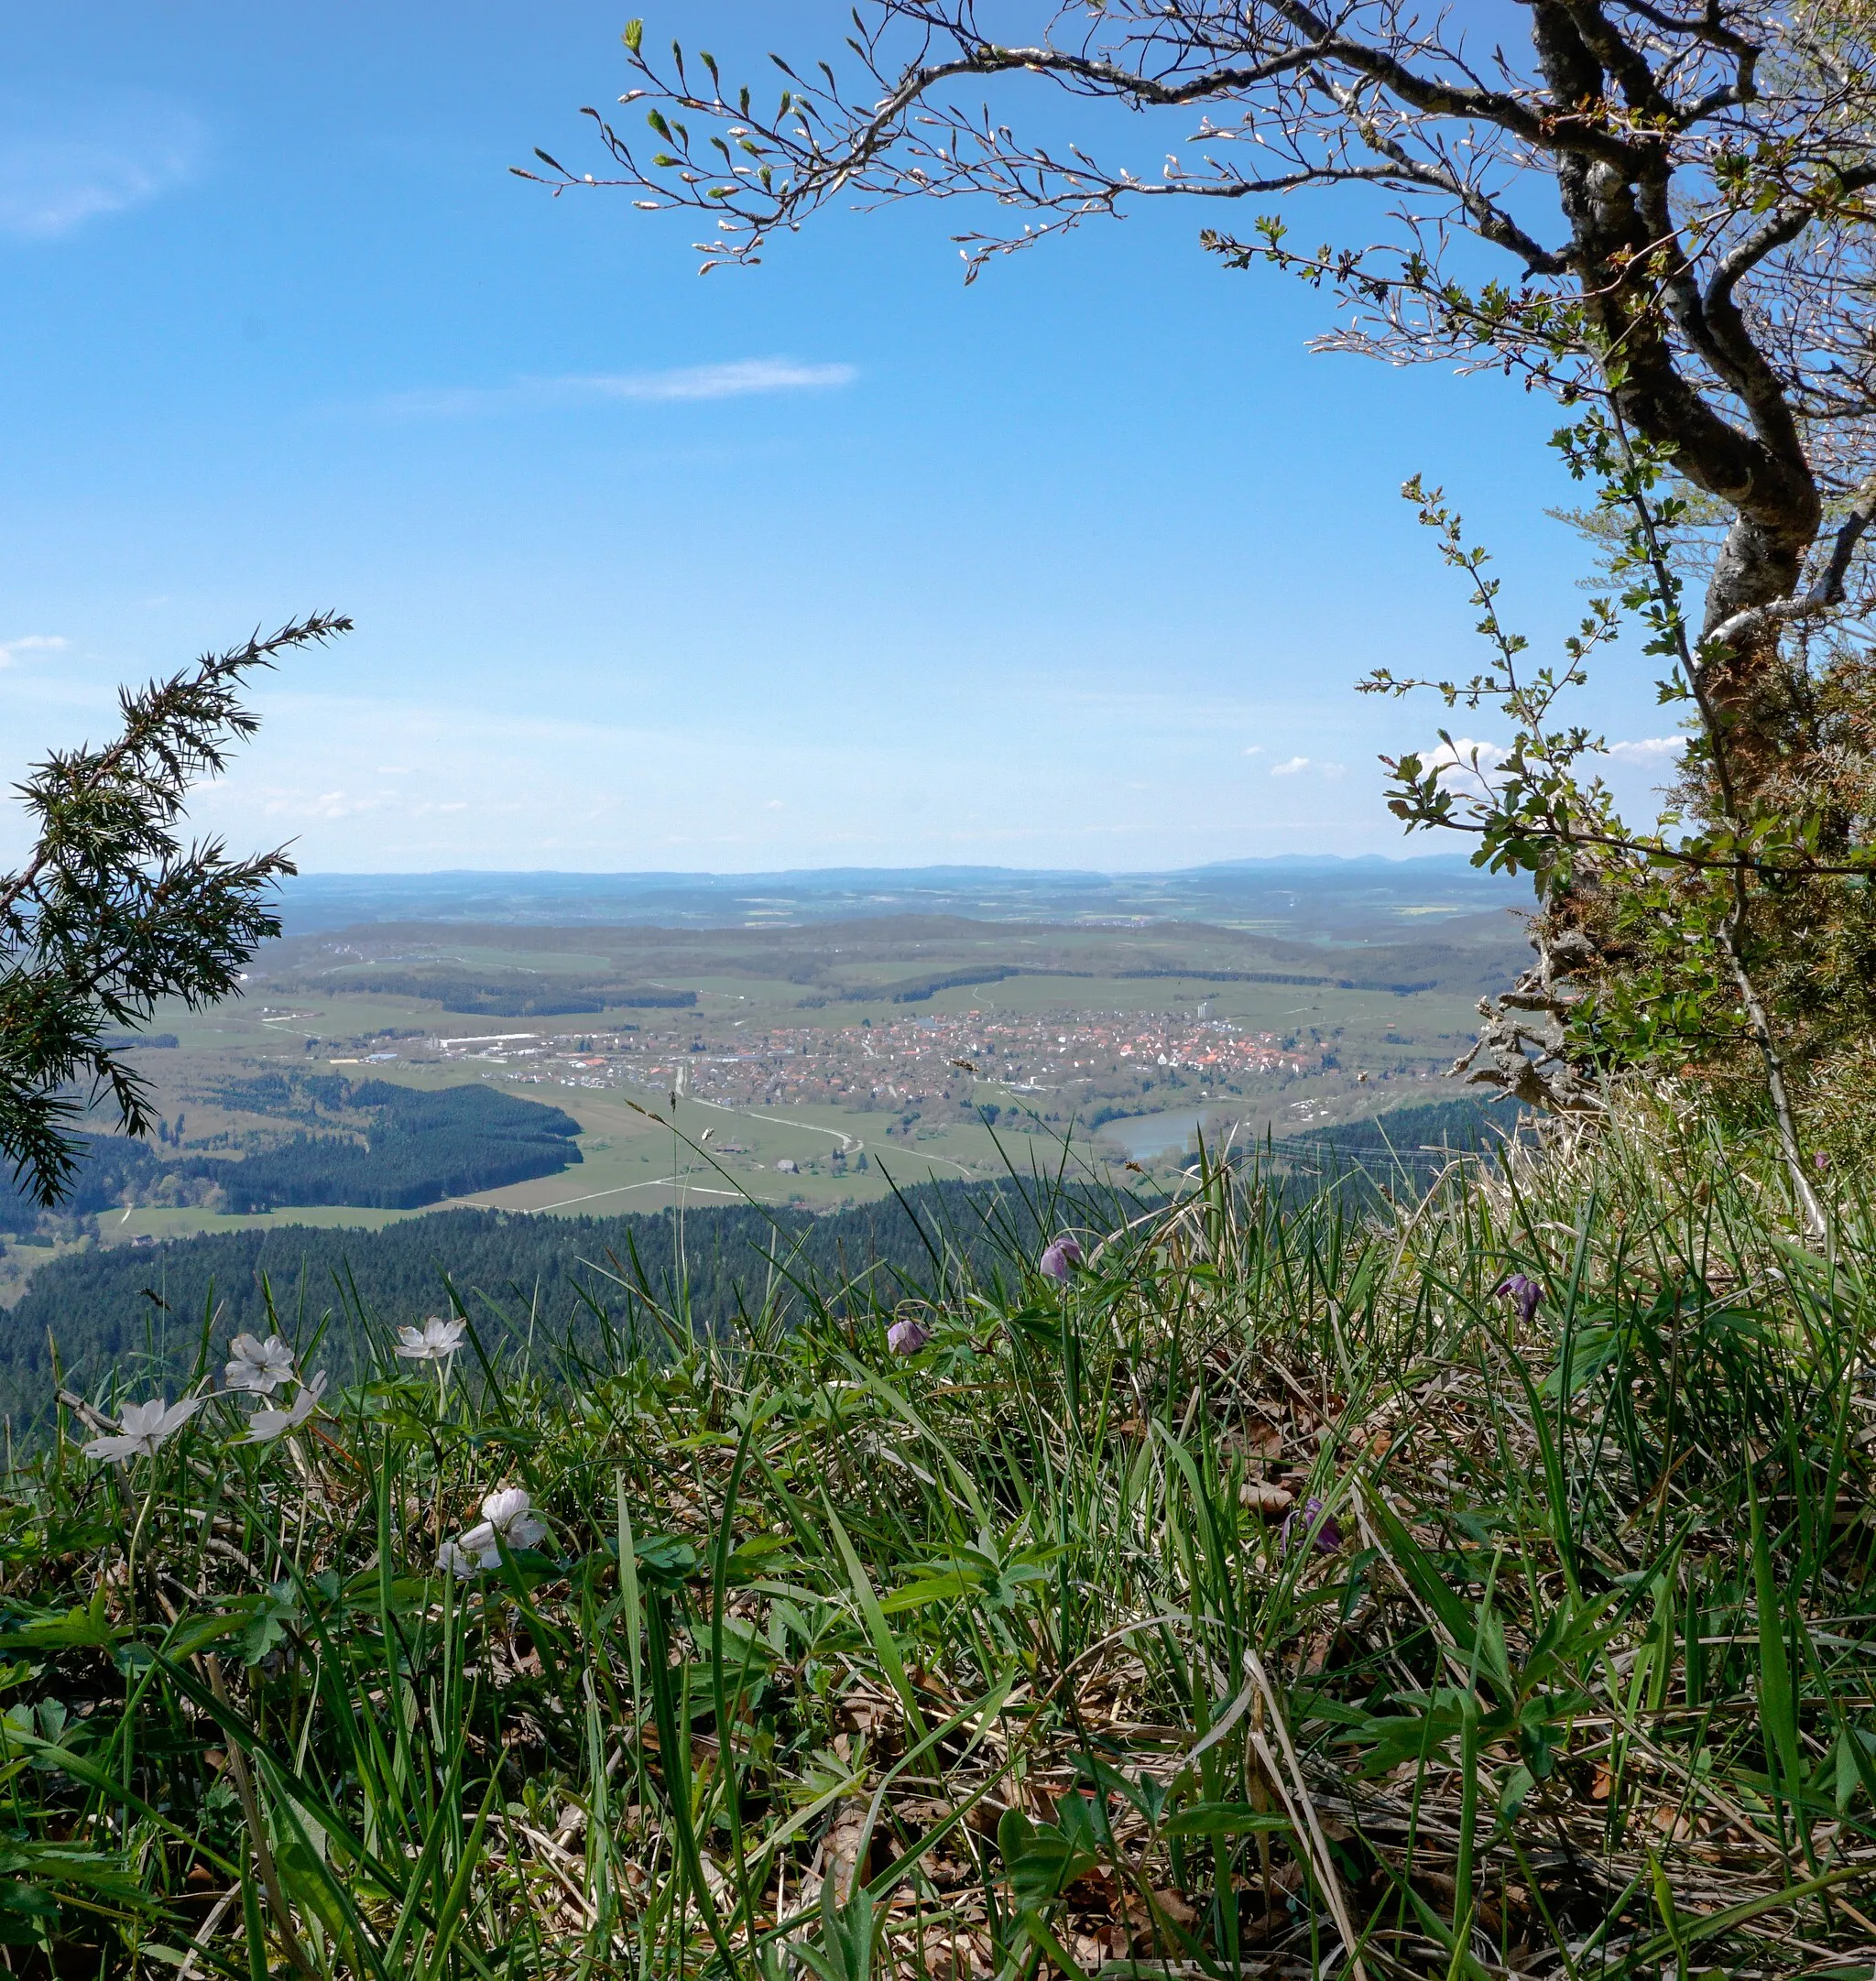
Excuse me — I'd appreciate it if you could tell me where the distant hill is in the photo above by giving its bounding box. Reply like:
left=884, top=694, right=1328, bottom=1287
left=273, top=857, right=1532, bottom=939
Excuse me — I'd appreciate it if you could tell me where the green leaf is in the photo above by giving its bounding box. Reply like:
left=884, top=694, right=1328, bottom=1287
left=0, top=1592, right=121, bottom=1651
left=997, top=1806, right=1097, bottom=1906
left=162, top=1611, right=251, bottom=1660
left=1749, top=1471, right=1809, bottom=1857
left=823, top=1497, right=926, bottom=1741
left=1162, top=1801, right=1292, bottom=1838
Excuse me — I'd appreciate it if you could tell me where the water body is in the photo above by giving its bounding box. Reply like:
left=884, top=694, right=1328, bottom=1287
left=1097, top=1108, right=1221, bottom=1160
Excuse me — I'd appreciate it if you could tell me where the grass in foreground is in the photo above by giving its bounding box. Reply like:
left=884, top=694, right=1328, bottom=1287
left=5, top=1109, right=1876, bottom=1978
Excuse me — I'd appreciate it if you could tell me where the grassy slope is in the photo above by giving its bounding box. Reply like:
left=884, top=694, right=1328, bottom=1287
left=5, top=1105, right=1875, bottom=1976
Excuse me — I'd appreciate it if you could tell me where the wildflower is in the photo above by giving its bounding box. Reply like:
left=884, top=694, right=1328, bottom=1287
left=1495, top=1273, right=1542, bottom=1325
left=1282, top=1496, right=1344, bottom=1556
left=82, top=1396, right=203, bottom=1464
left=436, top=1539, right=481, bottom=1578
left=1039, top=1235, right=1084, bottom=1284
left=450, top=1486, right=550, bottom=1571
left=224, top=1333, right=296, bottom=1394
left=395, top=1315, right=466, bottom=1362
left=887, top=1315, right=931, bottom=1355
left=245, top=1372, right=329, bottom=1443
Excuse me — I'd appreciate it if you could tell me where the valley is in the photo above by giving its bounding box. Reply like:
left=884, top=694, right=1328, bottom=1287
left=0, top=863, right=1534, bottom=1277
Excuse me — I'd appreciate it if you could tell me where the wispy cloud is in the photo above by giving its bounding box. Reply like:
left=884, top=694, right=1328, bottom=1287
left=0, top=93, right=202, bottom=241
left=264, top=787, right=471, bottom=822
left=378, top=357, right=857, bottom=419
left=1423, top=734, right=1683, bottom=790
left=1426, top=735, right=1506, bottom=782
left=0, top=635, right=68, bottom=667
left=1607, top=735, right=1684, bottom=762
left=1271, top=755, right=1346, bottom=779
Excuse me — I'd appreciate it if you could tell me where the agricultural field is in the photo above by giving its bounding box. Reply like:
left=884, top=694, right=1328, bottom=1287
left=2, top=882, right=1532, bottom=1273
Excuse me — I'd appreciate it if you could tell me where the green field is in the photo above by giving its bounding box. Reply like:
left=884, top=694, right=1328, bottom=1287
left=9, top=904, right=1529, bottom=1262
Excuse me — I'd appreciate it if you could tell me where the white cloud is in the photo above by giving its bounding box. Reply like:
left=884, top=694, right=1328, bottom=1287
left=0, top=93, right=202, bottom=241
left=1271, top=756, right=1345, bottom=779
left=1242, top=745, right=1264, bottom=756
left=581, top=359, right=856, bottom=401
left=1607, top=736, right=1684, bottom=762
left=378, top=358, right=856, bottom=419
left=1426, top=736, right=1507, bottom=784
left=0, top=635, right=68, bottom=667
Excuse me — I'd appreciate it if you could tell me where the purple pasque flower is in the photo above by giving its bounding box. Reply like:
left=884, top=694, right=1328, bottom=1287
left=1282, top=1496, right=1344, bottom=1556
left=886, top=1315, right=932, bottom=1355
left=1039, top=1235, right=1085, bottom=1285
left=1495, top=1273, right=1543, bottom=1326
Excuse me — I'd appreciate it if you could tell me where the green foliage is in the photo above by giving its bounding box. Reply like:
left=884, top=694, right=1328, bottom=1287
left=5, top=1105, right=1876, bottom=1973
left=189, top=1079, right=584, bottom=1214
left=0, top=1178, right=1122, bottom=1419
left=0, top=1076, right=584, bottom=1231
left=1371, top=414, right=1876, bottom=1197
left=0, top=614, right=351, bottom=1207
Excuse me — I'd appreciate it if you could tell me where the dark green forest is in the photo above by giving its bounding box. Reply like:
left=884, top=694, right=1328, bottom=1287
left=0, top=1137, right=165, bottom=1235
left=2, top=1094, right=1526, bottom=1422
left=1258, top=1091, right=1524, bottom=1170
left=4, top=1179, right=1089, bottom=1421
left=0, top=1077, right=584, bottom=1228
left=311, top=971, right=698, bottom=1015
left=183, top=1079, right=583, bottom=1211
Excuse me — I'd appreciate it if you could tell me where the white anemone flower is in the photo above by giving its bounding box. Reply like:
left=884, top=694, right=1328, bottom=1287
left=224, top=1333, right=296, bottom=1394
left=82, top=1396, right=203, bottom=1464
left=245, top=1372, right=329, bottom=1443
left=395, top=1316, right=466, bottom=1362
left=435, top=1538, right=481, bottom=1578
left=451, top=1487, right=550, bottom=1571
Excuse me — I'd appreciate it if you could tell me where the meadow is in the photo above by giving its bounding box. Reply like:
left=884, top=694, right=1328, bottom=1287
left=6, top=1099, right=1874, bottom=1976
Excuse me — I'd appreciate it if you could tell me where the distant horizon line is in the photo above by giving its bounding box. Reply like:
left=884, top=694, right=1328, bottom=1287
left=278, top=852, right=1514, bottom=886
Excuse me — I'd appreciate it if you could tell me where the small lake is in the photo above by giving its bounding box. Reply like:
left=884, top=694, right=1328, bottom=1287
left=1096, top=1108, right=1221, bottom=1160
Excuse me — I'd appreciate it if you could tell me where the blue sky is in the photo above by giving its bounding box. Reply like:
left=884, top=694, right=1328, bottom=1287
left=0, top=3, right=1682, bottom=873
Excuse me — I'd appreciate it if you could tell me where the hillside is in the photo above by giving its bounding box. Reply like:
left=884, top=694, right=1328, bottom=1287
left=3, top=1177, right=1106, bottom=1420
left=1, top=1093, right=1528, bottom=1420
left=7, top=1102, right=1874, bottom=1976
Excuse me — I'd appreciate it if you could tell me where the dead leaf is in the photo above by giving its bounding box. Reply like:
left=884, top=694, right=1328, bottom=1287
left=1151, top=1888, right=1198, bottom=1928
left=822, top=1800, right=871, bottom=1903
